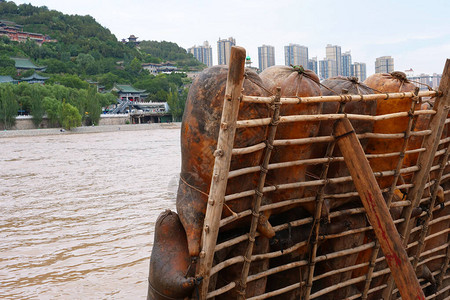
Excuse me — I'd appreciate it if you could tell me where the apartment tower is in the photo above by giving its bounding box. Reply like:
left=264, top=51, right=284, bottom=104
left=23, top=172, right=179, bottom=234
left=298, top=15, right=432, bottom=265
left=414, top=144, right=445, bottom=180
left=325, top=44, right=342, bottom=77
left=188, top=41, right=213, bottom=67
left=284, top=44, right=308, bottom=68
left=217, top=37, right=236, bottom=65
left=375, top=56, right=394, bottom=73
left=258, top=45, right=275, bottom=71
left=351, top=62, right=367, bottom=81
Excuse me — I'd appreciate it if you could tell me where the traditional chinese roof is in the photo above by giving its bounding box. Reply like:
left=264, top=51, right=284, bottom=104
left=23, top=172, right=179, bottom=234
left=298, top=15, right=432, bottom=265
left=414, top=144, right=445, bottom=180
left=113, top=84, right=145, bottom=94
left=0, top=20, right=22, bottom=29
left=21, top=73, right=49, bottom=81
left=12, top=57, right=46, bottom=70
left=0, top=75, right=17, bottom=83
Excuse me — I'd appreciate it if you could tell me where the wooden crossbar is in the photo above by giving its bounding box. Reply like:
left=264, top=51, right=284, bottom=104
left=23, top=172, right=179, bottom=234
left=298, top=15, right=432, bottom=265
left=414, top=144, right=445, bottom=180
left=241, top=90, right=437, bottom=104
left=192, top=52, right=450, bottom=299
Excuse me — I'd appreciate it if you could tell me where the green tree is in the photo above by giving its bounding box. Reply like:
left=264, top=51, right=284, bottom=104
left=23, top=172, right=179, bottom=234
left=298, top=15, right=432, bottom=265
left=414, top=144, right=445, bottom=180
left=41, top=58, right=68, bottom=73
left=97, top=92, right=117, bottom=108
left=48, top=74, right=89, bottom=89
left=0, top=66, right=16, bottom=77
left=166, top=84, right=186, bottom=121
left=0, top=55, right=15, bottom=68
left=125, top=57, right=142, bottom=76
left=97, top=72, right=120, bottom=90
left=76, top=53, right=96, bottom=74
left=30, top=87, right=45, bottom=127
left=42, top=96, right=60, bottom=127
left=60, top=101, right=81, bottom=130
left=84, top=87, right=101, bottom=125
left=0, top=84, right=19, bottom=129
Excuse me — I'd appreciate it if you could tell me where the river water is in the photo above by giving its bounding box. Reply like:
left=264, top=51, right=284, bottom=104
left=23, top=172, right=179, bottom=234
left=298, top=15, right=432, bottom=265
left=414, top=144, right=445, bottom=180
left=0, top=128, right=181, bottom=299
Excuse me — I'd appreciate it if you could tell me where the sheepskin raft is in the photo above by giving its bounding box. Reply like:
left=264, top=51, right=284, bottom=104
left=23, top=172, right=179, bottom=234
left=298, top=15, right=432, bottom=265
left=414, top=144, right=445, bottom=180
left=147, top=47, right=450, bottom=300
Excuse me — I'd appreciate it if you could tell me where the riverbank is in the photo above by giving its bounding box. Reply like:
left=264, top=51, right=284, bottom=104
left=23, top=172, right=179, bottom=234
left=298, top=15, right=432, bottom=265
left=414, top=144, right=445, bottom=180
left=0, top=122, right=181, bottom=138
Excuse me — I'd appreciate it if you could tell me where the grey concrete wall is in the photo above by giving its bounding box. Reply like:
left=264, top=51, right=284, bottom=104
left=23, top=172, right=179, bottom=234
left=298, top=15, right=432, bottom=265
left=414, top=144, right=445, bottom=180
left=98, top=114, right=130, bottom=126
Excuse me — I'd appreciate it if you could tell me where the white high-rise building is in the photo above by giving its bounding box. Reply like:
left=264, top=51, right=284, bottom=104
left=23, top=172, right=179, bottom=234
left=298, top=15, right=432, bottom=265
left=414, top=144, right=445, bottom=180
left=284, top=44, right=308, bottom=68
left=258, top=45, right=275, bottom=71
left=319, top=58, right=337, bottom=80
left=351, top=62, right=367, bottom=81
left=325, top=44, right=342, bottom=77
left=308, top=57, right=318, bottom=75
left=341, top=51, right=352, bottom=77
left=217, top=37, right=236, bottom=65
left=188, top=41, right=213, bottom=67
left=375, top=56, right=394, bottom=73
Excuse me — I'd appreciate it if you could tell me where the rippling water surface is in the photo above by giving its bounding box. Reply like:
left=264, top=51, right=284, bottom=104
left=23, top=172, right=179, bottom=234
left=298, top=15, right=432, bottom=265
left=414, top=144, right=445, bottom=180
left=0, top=128, right=181, bottom=299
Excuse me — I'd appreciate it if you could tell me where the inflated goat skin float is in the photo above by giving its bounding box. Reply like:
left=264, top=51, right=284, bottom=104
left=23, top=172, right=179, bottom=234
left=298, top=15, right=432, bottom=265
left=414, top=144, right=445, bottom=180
left=176, top=65, right=270, bottom=257
left=259, top=65, right=322, bottom=215
left=147, top=210, right=196, bottom=300
left=308, top=76, right=376, bottom=213
left=363, top=71, right=418, bottom=189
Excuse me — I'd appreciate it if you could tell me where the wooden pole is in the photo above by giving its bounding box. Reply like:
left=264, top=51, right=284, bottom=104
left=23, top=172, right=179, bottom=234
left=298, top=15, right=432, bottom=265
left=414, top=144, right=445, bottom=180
left=304, top=101, right=347, bottom=300
left=383, top=59, right=450, bottom=299
left=237, top=89, right=281, bottom=299
left=361, top=87, right=420, bottom=300
left=334, top=117, right=425, bottom=300
left=195, top=46, right=247, bottom=299
left=396, top=59, right=450, bottom=240
left=241, top=90, right=437, bottom=104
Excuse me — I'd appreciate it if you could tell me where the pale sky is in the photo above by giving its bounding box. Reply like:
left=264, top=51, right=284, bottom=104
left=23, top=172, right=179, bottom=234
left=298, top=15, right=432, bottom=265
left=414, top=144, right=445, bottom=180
left=12, top=0, right=450, bottom=76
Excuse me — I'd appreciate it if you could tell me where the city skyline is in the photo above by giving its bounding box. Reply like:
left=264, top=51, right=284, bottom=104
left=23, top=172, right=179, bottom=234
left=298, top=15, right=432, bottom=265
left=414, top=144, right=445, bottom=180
left=12, top=0, right=450, bottom=76
left=189, top=40, right=369, bottom=81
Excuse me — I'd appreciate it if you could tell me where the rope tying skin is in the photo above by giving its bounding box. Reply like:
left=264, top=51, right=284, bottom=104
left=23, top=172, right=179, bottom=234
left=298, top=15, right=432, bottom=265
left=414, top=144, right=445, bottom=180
left=244, top=70, right=274, bottom=96
left=180, top=175, right=209, bottom=198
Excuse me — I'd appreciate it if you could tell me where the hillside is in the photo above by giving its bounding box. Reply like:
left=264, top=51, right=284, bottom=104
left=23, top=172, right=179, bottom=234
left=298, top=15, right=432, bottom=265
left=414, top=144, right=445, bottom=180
left=0, top=0, right=204, bottom=78
left=0, top=0, right=205, bottom=128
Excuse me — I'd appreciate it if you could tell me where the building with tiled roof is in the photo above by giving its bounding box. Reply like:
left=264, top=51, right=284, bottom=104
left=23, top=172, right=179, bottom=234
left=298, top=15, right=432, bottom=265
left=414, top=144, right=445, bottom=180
left=142, top=62, right=178, bottom=75
left=11, top=57, right=46, bottom=73
left=0, top=20, right=56, bottom=45
left=20, top=73, right=49, bottom=84
left=0, top=75, right=18, bottom=84
left=112, top=84, right=147, bottom=102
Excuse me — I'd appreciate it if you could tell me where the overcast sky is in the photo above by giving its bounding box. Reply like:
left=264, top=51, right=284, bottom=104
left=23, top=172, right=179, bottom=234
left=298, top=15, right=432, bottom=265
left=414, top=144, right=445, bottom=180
left=13, top=0, right=450, bottom=75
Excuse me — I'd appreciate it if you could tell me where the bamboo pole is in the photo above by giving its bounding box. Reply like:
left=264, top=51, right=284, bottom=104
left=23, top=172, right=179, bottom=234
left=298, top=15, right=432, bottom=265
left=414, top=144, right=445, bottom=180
left=384, top=59, right=450, bottom=299
left=396, top=59, right=450, bottom=240
left=237, top=89, right=281, bottom=299
left=412, top=143, right=450, bottom=270
left=212, top=239, right=308, bottom=276
left=269, top=129, right=430, bottom=147
left=310, top=276, right=367, bottom=299
left=195, top=46, right=247, bottom=299
left=229, top=147, right=427, bottom=179
left=224, top=165, right=420, bottom=203
left=304, top=101, right=346, bottom=300
left=436, top=245, right=450, bottom=289
left=312, top=261, right=370, bottom=281
left=236, top=110, right=435, bottom=128
left=246, top=282, right=304, bottom=300
left=241, top=90, right=437, bottom=104
left=362, top=87, right=420, bottom=299
left=247, top=260, right=309, bottom=283
left=232, top=142, right=266, bottom=155
left=206, top=282, right=235, bottom=299
left=334, top=117, right=426, bottom=300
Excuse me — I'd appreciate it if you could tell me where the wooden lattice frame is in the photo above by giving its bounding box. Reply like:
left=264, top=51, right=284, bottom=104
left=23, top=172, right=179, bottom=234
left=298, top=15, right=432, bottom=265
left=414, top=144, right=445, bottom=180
left=194, top=47, right=450, bottom=300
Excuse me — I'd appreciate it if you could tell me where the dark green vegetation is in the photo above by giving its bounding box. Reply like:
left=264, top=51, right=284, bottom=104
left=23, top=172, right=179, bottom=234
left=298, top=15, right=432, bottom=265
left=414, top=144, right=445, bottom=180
left=0, top=1, right=205, bottom=129
left=0, top=83, right=116, bottom=129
